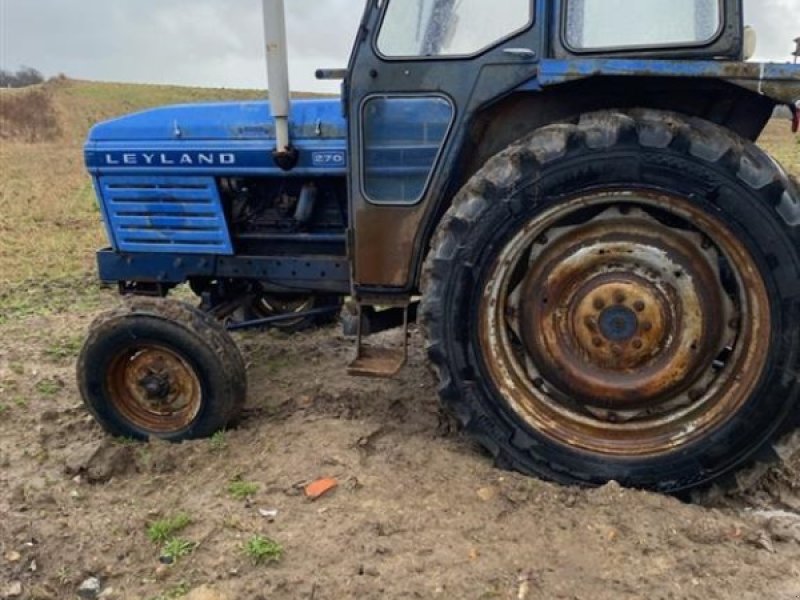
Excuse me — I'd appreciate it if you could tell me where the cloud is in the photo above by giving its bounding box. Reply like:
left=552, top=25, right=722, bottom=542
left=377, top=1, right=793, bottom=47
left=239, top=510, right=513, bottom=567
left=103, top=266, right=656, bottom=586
left=0, top=0, right=797, bottom=93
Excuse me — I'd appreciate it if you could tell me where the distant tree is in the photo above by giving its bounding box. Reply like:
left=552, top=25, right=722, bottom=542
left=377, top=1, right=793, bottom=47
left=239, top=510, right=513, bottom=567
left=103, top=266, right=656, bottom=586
left=0, top=66, right=45, bottom=88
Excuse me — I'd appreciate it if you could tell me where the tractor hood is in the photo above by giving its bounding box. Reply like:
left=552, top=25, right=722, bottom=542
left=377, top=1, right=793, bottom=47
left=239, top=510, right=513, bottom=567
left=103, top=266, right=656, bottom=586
left=84, top=98, right=347, bottom=176
left=87, top=98, right=346, bottom=142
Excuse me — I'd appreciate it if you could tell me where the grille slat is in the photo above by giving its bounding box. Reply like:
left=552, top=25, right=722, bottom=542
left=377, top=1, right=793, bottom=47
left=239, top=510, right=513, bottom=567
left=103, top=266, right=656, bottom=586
left=99, top=176, right=233, bottom=255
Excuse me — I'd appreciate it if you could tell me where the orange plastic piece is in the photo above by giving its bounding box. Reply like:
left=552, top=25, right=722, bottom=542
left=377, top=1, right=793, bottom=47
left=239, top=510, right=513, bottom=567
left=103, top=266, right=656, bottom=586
left=304, top=477, right=338, bottom=500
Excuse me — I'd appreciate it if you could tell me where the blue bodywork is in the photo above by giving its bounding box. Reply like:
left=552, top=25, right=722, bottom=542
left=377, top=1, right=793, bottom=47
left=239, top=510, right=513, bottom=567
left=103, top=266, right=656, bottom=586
left=85, top=58, right=800, bottom=285
left=86, top=99, right=346, bottom=255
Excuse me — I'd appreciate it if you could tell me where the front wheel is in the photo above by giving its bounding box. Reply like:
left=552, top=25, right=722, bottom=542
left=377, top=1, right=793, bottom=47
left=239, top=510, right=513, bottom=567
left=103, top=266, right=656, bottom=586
left=422, top=110, right=800, bottom=493
left=78, top=299, right=247, bottom=441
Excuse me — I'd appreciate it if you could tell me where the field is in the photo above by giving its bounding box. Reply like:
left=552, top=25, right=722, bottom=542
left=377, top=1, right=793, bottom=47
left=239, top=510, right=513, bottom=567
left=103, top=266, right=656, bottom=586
left=1, top=80, right=800, bottom=600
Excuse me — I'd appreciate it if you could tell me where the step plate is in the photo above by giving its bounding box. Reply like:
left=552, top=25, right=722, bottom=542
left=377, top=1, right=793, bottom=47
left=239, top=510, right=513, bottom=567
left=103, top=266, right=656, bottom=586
left=348, top=346, right=406, bottom=378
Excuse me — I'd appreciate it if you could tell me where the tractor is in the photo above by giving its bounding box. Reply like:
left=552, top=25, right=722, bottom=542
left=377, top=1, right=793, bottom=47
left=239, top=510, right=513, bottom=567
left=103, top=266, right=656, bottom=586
left=78, top=0, right=800, bottom=494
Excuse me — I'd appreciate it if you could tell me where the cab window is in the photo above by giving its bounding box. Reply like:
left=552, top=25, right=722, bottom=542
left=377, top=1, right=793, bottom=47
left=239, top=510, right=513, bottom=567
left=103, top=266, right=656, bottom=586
left=565, top=0, right=722, bottom=51
left=377, top=0, right=532, bottom=58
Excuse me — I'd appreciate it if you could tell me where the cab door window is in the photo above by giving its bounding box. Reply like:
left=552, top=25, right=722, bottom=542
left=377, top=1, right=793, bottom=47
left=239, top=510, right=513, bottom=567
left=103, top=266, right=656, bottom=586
left=565, top=0, right=722, bottom=51
left=377, top=0, right=532, bottom=58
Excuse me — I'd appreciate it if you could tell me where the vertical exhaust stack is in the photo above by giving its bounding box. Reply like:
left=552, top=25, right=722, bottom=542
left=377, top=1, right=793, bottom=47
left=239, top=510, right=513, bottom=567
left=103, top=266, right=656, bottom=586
left=263, top=0, right=298, bottom=171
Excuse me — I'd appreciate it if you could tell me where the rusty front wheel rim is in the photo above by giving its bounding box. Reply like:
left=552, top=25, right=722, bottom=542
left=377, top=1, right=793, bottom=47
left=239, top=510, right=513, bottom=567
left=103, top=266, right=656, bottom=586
left=106, top=344, right=203, bottom=434
left=479, top=190, right=771, bottom=457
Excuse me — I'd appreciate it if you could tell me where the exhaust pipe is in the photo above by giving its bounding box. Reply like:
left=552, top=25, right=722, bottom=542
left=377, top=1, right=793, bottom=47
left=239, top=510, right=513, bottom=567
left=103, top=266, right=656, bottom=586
left=263, top=0, right=298, bottom=171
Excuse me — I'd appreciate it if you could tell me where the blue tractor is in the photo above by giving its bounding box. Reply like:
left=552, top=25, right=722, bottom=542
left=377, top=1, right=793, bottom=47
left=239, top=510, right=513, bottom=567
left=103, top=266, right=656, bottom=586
left=78, top=0, right=800, bottom=494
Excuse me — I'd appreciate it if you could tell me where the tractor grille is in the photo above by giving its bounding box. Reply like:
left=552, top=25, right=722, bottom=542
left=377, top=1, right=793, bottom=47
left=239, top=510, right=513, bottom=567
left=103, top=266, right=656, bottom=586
left=98, top=176, right=233, bottom=255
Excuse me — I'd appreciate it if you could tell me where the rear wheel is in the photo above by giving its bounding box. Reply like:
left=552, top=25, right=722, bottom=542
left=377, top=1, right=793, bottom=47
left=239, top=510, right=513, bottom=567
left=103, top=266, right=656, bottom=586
left=422, top=110, right=800, bottom=493
left=78, top=299, right=247, bottom=441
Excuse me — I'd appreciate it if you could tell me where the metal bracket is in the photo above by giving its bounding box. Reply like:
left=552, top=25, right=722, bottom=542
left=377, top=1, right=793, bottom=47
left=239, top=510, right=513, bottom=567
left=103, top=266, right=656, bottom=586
left=347, top=299, right=411, bottom=378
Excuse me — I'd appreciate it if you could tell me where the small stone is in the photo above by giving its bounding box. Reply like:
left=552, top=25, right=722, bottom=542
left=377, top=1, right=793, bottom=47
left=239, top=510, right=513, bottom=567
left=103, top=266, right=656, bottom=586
left=767, top=517, right=800, bottom=545
left=4, top=582, right=22, bottom=598
left=155, top=565, right=170, bottom=580
left=5, top=550, right=21, bottom=563
left=476, top=487, right=497, bottom=502
left=77, top=577, right=102, bottom=599
left=258, top=508, right=279, bottom=521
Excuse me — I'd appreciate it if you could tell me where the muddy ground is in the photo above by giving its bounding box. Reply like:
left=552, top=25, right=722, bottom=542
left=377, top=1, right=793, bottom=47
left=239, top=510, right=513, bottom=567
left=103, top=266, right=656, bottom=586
left=2, top=290, right=800, bottom=600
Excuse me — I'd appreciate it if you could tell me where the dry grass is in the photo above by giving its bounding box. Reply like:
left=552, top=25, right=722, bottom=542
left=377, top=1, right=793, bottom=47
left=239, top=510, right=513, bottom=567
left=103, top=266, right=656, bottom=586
left=759, top=119, right=800, bottom=176
left=0, top=79, right=797, bottom=322
left=0, top=88, right=61, bottom=142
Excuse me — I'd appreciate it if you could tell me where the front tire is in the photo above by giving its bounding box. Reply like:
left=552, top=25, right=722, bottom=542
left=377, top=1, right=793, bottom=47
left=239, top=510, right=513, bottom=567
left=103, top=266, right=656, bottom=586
left=421, top=110, right=800, bottom=493
left=78, top=299, right=247, bottom=441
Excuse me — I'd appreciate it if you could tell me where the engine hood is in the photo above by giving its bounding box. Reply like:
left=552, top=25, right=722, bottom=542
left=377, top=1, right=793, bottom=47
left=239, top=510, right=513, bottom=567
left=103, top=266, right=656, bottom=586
left=87, top=98, right=346, bottom=143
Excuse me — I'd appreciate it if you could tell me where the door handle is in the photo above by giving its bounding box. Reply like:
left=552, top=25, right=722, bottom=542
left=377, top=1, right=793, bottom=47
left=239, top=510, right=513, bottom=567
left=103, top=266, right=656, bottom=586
left=503, top=48, right=537, bottom=60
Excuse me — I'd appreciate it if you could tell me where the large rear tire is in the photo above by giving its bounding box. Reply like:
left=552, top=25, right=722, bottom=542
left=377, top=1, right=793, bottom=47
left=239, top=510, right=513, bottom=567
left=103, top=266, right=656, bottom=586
left=421, top=110, right=800, bottom=493
left=78, top=299, right=247, bottom=441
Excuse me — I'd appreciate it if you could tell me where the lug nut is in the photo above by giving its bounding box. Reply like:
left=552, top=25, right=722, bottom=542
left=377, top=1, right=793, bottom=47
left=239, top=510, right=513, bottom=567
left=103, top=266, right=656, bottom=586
left=632, top=339, right=643, bottom=350
left=633, top=300, right=646, bottom=312
left=592, top=337, right=604, bottom=348
left=614, top=292, right=626, bottom=304
left=593, top=298, right=606, bottom=310
left=611, top=345, right=623, bottom=356
left=642, top=322, right=653, bottom=332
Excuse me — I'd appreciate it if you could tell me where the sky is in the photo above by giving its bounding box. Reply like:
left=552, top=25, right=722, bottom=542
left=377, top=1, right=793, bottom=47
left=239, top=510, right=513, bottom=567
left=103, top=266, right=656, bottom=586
left=0, top=0, right=797, bottom=93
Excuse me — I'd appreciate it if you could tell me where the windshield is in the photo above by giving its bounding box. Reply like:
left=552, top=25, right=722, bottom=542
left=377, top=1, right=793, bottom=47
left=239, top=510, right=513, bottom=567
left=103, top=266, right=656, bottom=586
left=377, top=0, right=531, bottom=57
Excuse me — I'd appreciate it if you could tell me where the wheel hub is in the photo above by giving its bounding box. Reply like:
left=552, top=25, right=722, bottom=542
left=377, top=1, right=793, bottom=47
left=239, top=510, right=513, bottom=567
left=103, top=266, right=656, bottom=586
left=108, top=345, right=202, bottom=433
left=571, top=277, right=669, bottom=372
left=597, top=305, right=638, bottom=343
left=481, top=192, right=769, bottom=456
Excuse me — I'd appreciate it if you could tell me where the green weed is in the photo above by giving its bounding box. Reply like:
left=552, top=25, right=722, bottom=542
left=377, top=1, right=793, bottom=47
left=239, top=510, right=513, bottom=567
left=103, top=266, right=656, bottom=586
left=244, top=535, right=283, bottom=565
left=228, top=477, right=259, bottom=500
left=43, top=335, right=83, bottom=361
left=147, top=513, right=192, bottom=544
left=35, top=378, right=63, bottom=396
left=209, top=430, right=227, bottom=452
left=161, top=538, right=196, bottom=563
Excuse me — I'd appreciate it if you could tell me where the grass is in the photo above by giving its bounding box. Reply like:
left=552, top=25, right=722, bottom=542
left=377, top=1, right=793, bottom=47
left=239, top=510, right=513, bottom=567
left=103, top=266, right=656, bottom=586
left=149, top=582, right=190, bottom=600
left=147, top=513, right=193, bottom=544
left=43, top=335, right=84, bottom=361
left=35, top=378, right=63, bottom=396
left=228, top=477, right=259, bottom=500
left=244, top=535, right=283, bottom=565
left=161, top=538, right=196, bottom=563
left=209, top=430, right=228, bottom=452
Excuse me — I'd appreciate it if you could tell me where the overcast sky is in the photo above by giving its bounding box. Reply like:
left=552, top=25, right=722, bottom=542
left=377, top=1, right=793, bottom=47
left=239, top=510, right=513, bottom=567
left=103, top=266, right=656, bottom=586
left=0, top=0, right=797, bottom=93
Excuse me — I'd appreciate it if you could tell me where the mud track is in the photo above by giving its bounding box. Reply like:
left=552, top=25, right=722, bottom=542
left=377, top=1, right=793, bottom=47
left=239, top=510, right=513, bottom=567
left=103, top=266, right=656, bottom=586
left=2, top=304, right=800, bottom=599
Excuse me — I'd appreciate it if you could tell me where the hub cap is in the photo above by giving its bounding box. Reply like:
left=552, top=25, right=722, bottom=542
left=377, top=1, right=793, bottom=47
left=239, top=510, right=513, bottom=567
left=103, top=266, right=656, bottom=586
left=480, top=191, right=770, bottom=456
left=107, top=344, right=202, bottom=433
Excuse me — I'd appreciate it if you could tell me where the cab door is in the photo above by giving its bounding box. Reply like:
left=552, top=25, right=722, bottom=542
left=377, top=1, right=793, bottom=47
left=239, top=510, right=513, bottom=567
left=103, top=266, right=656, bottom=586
left=345, top=0, right=543, bottom=293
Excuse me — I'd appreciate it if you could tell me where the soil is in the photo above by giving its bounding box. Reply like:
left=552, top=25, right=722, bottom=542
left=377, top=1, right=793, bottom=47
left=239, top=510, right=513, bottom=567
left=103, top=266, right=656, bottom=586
left=2, top=299, right=800, bottom=600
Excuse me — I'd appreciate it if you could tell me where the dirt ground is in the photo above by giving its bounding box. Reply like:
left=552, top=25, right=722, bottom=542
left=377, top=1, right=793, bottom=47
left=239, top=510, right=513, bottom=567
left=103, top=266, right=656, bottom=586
left=2, top=303, right=800, bottom=600
left=1, top=82, right=799, bottom=599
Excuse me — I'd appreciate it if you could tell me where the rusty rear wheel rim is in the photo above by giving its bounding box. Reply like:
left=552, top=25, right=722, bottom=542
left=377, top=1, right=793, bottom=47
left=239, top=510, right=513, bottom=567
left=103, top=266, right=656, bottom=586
left=107, top=344, right=203, bottom=434
left=479, top=190, right=771, bottom=457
